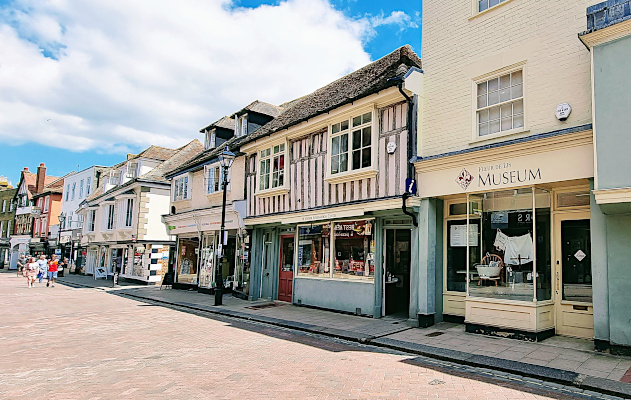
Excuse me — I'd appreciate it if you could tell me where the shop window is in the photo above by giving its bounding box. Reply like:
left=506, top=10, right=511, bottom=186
left=466, top=188, right=551, bottom=301
left=199, top=234, right=216, bottom=289
left=177, top=237, right=199, bottom=284
left=449, top=203, right=468, bottom=216
left=234, top=233, right=251, bottom=294
left=333, top=220, right=375, bottom=280
left=297, top=224, right=330, bottom=278
left=446, top=220, right=479, bottom=292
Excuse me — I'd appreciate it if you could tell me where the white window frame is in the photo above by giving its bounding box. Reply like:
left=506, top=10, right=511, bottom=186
left=2, top=200, right=5, bottom=212
left=173, top=175, right=190, bottom=201
left=40, top=217, right=46, bottom=236
left=65, top=185, right=70, bottom=201
left=71, top=182, right=76, bottom=201
left=325, top=107, right=378, bottom=184
left=88, top=210, right=96, bottom=232
left=237, top=115, right=247, bottom=137
left=472, top=63, right=527, bottom=142
left=472, top=0, right=513, bottom=16
left=44, top=196, right=49, bottom=212
left=205, top=130, right=216, bottom=149
left=86, top=177, right=91, bottom=195
left=258, top=143, right=285, bottom=192
left=79, top=180, right=84, bottom=198
left=205, top=164, right=224, bottom=194
left=106, top=204, right=115, bottom=230
left=126, top=162, right=138, bottom=179
left=124, top=198, right=134, bottom=227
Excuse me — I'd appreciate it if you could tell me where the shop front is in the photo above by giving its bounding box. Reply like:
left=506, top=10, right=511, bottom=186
left=248, top=207, right=416, bottom=320
left=167, top=207, right=250, bottom=296
left=416, top=131, right=596, bottom=340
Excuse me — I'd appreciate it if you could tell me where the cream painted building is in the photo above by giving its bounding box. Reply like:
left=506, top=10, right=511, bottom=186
left=411, top=0, right=604, bottom=341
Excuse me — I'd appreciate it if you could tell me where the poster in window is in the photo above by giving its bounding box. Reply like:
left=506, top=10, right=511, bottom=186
left=450, top=224, right=479, bottom=247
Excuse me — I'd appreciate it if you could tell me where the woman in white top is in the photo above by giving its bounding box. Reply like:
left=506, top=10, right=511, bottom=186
left=24, top=257, right=39, bottom=288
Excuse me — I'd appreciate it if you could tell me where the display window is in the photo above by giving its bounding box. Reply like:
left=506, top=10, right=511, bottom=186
left=198, top=234, right=216, bottom=288
left=332, top=220, right=375, bottom=280
left=177, top=237, right=199, bottom=284
left=464, top=187, right=552, bottom=302
left=297, top=223, right=330, bottom=278
left=234, top=233, right=251, bottom=293
left=296, top=219, right=375, bottom=282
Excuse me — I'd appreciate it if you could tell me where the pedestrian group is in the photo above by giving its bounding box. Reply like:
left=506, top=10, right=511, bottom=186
left=18, top=254, right=64, bottom=288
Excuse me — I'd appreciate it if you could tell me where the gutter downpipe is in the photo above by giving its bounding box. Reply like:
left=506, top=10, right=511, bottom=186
left=396, top=80, right=418, bottom=227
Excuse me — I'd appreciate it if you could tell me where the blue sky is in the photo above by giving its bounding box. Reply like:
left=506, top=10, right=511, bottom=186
left=0, top=0, right=421, bottom=186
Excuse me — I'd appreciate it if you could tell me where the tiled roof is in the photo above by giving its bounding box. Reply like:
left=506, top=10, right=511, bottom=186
left=136, top=145, right=178, bottom=161
left=199, top=116, right=235, bottom=133
left=165, top=45, right=421, bottom=178
left=231, top=100, right=284, bottom=118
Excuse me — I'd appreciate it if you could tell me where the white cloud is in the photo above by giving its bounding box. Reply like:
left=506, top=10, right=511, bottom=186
left=371, top=11, right=419, bottom=30
left=0, top=0, right=413, bottom=154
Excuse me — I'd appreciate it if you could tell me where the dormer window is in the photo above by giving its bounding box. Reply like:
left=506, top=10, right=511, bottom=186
left=236, top=115, right=248, bottom=137
left=205, top=131, right=217, bottom=150
left=126, top=162, right=138, bottom=179
left=110, top=170, right=121, bottom=186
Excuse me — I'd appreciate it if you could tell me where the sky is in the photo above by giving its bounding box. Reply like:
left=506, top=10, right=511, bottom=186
left=0, top=0, right=421, bottom=186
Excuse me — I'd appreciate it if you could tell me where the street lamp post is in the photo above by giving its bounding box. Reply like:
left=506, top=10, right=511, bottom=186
left=58, top=212, right=66, bottom=261
left=215, top=146, right=235, bottom=306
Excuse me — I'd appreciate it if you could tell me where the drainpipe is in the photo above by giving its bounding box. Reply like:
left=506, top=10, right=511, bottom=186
left=395, top=79, right=418, bottom=227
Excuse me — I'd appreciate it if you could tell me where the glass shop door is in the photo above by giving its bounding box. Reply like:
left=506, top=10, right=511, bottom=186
left=554, top=211, right=594, bottom=338
left=384, top=229, right=411, bottom=317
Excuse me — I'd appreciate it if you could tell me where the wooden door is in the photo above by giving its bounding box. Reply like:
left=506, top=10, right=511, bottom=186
left=554, top=212, right=594, bottom=338
left=278, top=235, right=295, bottom=302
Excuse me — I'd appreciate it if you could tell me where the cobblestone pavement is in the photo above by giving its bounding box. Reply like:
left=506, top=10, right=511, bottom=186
left=0, top=272, right=624, bottom=400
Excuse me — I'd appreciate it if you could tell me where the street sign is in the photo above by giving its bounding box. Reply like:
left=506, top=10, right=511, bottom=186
left=405, top=178, right=417, bottom=195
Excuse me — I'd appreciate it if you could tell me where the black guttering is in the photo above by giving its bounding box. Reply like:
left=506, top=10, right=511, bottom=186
left=412, top=124, right=593, bottom=163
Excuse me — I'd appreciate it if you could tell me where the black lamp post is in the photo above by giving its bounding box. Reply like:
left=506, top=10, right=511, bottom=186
left=215, top=146, right=235, bottom=306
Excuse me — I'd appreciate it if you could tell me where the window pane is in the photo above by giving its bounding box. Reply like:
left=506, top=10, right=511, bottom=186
left=278, top=169, right=284, bottom=186
left=500, top=74, right=511, bottom=89
left=499, top=87, right=511, bottom=103
left=479, top=122, right=490, bottom=136
left=488, top=78, right=499, bottom=93
left=479, top=109, right=489, bottom=123
left=352, top=150, right=361, bottom=170
left=332, top=136, right=340, bottom=156
left=512, top=83, right=523, bottom=99
left=477, top=82, right=487, bottom=96
left=331, top=157, right=340, bottom=174
left=362, top=127, right=371, bottom=146
left=340, top=133, right=348, bottom=153
left=479, top=0, right=488, bottom=12
left=341, top=120, right=349, bottom=131
left=272, top=172, right=279, bottom=188
left=340, top=153, right=348, bottom=173
left=477, top=95, right=487, bottom=109
left=488, top=90, right=499, bottom=106
left=511, top=70, right=523, bottom=85
left=273, top=145, right=279, bottom=154
left=333, top=220, right=375, bottom=280
left=490, top=120, right=500, bottom=134
left=332, top=123, right=340, bottom=134
left=500, top=104, right=512, bottom=118
left=297, top=224, right=330, bottom=278
left=501, top=116, right=513, bottom=131
left=352, top=115, right=362, bottom=127
left=362, top=148, right=371, bottom=168
left=513, top=99, right=524, bottom=114
left=265, top=159, right=270, bottom=174
left=513, top=114, right=524, bottom=128
left=362, top=112, right=372, bottom=124
left=489, top=106, right=500, bottom=121
left=279, top=143, right=285, bottom=152
left=489, top=0, right=500, bottom=7
left=352, top=130, right=361, bottom=150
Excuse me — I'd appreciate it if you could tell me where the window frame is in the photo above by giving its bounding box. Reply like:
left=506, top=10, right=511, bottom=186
left=106, top=203, right=115, bottom=230
left=471, top=0, right=515, bottom=18
left=205, top=164, right=224, bottom=195
left=65, top=185, right=70, bottom=201
left=126, top=162, right=138, bottom=179
left=44, top=196, right=49, bottom=212
left=88, top=210, right=96, bottom=232
left=86, top=177, right=91, bottom=196
left=325, top=107, right=378, bottom=184
left=472, top=63, right=527, bottom=143
left=79, top=180, right=84, bottom=198
left=124, top=198, right=134, bottom=228
left=173, top=175, right=190, bottom=201
left=257, top=142, right=287, bottom=194
left=2, top=200, right=5, bottom=212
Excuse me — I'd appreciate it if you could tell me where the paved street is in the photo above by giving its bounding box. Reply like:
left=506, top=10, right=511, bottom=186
left=0, top=272, right=625, bottom=400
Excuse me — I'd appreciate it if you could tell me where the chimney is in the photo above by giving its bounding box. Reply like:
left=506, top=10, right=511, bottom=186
left=36, top=163, right=46, bottom=194
left=23, top=167, right=29, bottom=172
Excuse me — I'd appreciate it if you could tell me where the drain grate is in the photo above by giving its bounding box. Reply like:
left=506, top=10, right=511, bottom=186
left=425, top=331, right=445, bottom=337
left=244, top=302, right=285, bottom=310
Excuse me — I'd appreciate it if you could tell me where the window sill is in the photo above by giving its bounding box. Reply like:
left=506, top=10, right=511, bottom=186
left=295, top=275, right=375, bottom=284
left=470, top=128, right=530, bottom=145
left=325, top=168, right=378, bottom=185
left=172, top=199, right=192, bottom=206
left=469, top=0, right=516, bottom=21
left=206, top=191, right=226, bottom=201
left=255, top=187, right=289, bottom=199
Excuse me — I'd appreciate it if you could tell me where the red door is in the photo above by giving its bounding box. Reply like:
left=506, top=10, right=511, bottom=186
left=278, top=235, right=294, bottom=302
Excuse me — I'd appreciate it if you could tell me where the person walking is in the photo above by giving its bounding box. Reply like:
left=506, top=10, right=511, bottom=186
left=37, top=255, right=48, bottom=284
left=47, top=256, right=59, bottom=287
left=16, top=255, right=26, bottom=277
left=24, top=257, right=38, bottom=288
